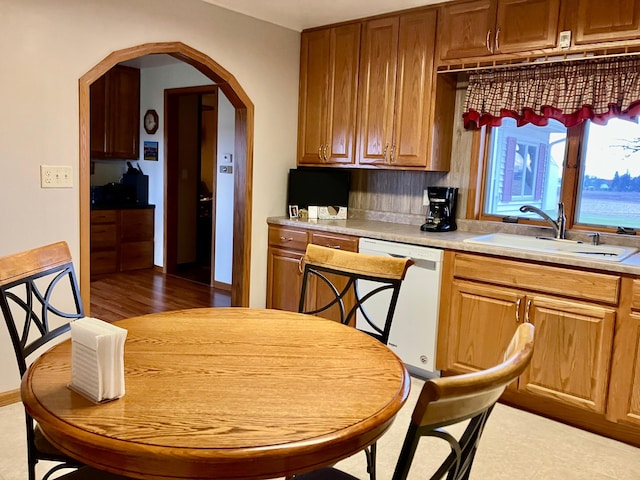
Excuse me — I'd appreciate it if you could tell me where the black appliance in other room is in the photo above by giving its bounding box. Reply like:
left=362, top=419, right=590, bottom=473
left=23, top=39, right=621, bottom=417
left=421, top=186, right=458, bottom=232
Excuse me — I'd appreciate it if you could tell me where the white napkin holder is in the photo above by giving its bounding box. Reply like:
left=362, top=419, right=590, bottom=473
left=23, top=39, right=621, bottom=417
left=68, top=317, right=127, bottom=403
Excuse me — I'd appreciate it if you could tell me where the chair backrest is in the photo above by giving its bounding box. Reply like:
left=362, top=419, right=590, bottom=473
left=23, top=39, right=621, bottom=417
left=299, top=243, right=413, bottom=344
left=393, top=322, right=535, bottom=480
left=0, top=241, right=84, bottom=377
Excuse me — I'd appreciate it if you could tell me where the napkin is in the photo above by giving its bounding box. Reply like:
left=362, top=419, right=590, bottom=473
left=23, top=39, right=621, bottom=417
left=69, top=317, right=127, bottom=403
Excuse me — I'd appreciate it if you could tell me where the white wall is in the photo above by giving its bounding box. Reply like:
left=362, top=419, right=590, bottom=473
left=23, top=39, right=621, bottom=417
left=0, top=0, right=300, bottom=391
left=216, top=93, right=235, bottom=284
left=139, top=63, right=214, bottom=266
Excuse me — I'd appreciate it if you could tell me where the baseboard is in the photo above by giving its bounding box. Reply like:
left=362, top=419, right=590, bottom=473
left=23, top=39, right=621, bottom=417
left=213, top=281, right=232, bottom=292
left=0, top=389, right=20, bottom=407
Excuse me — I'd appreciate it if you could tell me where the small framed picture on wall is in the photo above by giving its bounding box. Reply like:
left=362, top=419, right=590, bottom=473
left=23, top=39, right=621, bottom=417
left=144, top=141, right=158, bottom=161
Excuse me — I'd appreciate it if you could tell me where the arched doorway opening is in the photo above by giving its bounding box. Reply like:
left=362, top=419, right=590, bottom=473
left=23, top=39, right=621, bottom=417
left=79, top=42, right=253, bottom=308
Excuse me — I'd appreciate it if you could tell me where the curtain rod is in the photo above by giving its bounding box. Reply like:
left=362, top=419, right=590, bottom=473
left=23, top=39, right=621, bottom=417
left=437, top=50, right=640, bottom=75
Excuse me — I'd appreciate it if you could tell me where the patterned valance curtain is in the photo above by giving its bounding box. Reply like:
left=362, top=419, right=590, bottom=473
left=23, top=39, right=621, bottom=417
left=463, top=57, right=640, bottom=129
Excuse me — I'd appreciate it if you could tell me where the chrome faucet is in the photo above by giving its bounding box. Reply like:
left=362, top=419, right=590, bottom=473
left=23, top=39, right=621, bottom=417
left=519, top=202, right=566, bottom=239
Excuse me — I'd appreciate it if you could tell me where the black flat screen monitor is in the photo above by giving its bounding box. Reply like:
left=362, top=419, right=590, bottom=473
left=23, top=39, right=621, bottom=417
left=287, top=168, right=351, bottom=209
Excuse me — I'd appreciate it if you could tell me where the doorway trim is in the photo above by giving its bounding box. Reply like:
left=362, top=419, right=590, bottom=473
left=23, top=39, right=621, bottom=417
left=79, top=42, right=253, bottom=307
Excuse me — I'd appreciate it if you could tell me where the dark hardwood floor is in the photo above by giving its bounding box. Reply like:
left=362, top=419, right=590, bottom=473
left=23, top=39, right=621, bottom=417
left=89, top=269, right=231, bottom=322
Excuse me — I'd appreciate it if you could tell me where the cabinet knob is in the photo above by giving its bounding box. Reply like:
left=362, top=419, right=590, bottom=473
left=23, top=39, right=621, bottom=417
left=515, top=298, right=522, bottom=323
left=279, top=236, right=294, bottom=242
left=495, top=26, right=501, bottom=52
left=390, top=144, right=396, bottom=163
left=317, top=146, right=323, bottom=161
left=486, top=30, right=493, bottom=53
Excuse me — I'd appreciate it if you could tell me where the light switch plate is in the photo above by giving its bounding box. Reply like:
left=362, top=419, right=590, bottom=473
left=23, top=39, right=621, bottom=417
left=41, top=165, right=73, bottom=188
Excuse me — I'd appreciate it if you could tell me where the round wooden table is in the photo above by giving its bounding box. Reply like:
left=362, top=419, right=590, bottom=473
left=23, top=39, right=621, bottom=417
left=21, top=308, right=410, bottom=480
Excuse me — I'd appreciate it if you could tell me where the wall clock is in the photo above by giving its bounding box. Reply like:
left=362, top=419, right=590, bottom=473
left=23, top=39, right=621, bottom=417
left=143, top=109, right=159, bottom=134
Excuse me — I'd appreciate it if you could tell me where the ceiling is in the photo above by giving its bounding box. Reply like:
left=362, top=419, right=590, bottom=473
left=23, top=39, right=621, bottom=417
left=201, top=0, right=451, bottom=31
left=121, top=0, right=453, bottom=68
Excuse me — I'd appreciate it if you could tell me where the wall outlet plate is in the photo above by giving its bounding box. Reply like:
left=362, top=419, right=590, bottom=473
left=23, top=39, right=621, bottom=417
left=559, top=30, right=571, bottom=49
left=41, top=165, right=73, bottom=188
left=223, top=153, right=233, bottom=163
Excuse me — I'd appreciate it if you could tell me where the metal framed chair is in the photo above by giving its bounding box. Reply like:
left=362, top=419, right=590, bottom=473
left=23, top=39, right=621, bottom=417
left=297, top=243, right=414, bottom=480
left=299, top=243, right=414, bottom=345
left=295, top=322, right=535, bottom=480
left=0, top=241, right=130, bottom=480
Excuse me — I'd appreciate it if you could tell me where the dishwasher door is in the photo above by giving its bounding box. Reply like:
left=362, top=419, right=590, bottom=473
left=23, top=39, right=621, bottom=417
left=357, top=238, right=442, bottom=378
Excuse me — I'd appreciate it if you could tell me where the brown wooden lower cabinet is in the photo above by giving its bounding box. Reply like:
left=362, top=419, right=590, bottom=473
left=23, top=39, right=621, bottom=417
left=90, top=207, right=154, bottom=277
left=438, top=251, right=640, bottom=447
left=266, top=225, right=358, bottom=322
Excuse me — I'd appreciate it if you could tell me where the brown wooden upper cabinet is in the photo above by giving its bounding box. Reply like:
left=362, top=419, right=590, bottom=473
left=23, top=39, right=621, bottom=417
left=358, top=10, right=448, bottom=169
left=297, top=24, right=360, bottom=166
left=437, top=0, right=561, bottom=61
left=572, top=0, right=640, bottom=46
left=90, top=65, right=141, bottom=160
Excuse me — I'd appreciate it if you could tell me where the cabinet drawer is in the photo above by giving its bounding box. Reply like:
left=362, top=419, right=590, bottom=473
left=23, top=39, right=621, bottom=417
left=90, top=210, right=117, bottom=224
left=90, top=251, right=117, bottom=275
left=120, top=241, right=154, bottom=271
left=453, top=253, right=620, bottom=305
left=121, top=209, right=154, bottom=242
left=268, top=226, right=308, bottom=251
left=310, top=232, right=358, bottom=252
left=91, top=224, right=117, bottom=249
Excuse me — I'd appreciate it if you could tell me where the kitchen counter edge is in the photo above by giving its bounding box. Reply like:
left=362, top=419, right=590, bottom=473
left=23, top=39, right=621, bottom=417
left=267, top=217, right=640, bottom=276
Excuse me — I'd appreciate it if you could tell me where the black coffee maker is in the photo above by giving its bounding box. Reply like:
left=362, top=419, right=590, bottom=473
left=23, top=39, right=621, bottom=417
left=420, top=187, right=458, bottom=232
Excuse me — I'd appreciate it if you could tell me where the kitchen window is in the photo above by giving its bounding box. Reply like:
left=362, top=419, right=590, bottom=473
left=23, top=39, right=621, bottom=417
left=479, top=117, right=640, bottom=231
left=464, top=56, right=640, bottom=232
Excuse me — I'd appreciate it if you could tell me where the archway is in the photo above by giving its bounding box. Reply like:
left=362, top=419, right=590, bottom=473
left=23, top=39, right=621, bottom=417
left=79, top=42, right=253, bottom=308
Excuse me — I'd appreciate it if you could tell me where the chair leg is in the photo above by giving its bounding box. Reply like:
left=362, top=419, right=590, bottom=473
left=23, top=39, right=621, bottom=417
left=28, top=461, right=36, bottom=480
left=391, top=424, right=421, bottom=480
left=365, top=442, right=377, bottom=480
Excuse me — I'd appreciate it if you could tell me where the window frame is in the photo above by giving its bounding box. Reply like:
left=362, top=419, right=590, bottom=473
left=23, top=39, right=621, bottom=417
left=468, top=121, right=623, bottom=234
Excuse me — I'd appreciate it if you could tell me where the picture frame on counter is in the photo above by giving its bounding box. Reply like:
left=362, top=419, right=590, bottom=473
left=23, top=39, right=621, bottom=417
left=143, top=141, right=158, bottom=161
left=288, top=205, right=299, bottom=219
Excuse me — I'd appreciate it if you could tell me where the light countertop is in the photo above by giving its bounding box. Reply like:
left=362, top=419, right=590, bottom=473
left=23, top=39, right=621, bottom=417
left=267, top=216, right=640, bottom=276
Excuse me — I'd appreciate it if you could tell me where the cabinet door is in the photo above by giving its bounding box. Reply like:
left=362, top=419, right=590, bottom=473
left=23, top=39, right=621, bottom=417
left=120, top=209, right=154, bottom=242
left=267, top=246, right=304, bottom=312
left=325, top=24, right=360, bottom=165
left=574, top=0, right=640, bottom=45
left=90, top=75, right=108, bottom=158
left=521, top=295, right=615, bottom=413
left=608, top=310, right=640, bottom=426
left=438, top=0, right=496, bottom=60
left=297, top=25, right=360, bottom=166
left=357, top=16, right=399, bottom=166
left=108, top=66, right=141, bottom=159
left=392, top=11, right=437, bottom=167
left=446, top=280, right=523, bottom=374
left=494, top=0, right=560, bottom=54
left=298, top=29, right=331, bottom=165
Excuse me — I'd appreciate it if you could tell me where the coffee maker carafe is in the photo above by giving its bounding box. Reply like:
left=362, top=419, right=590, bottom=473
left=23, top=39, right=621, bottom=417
left=420, top=187, right=458, bottom=232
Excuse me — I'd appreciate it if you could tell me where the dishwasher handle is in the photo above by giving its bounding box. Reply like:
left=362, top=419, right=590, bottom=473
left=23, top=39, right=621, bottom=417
left=387, top=253, right=437, bottom=271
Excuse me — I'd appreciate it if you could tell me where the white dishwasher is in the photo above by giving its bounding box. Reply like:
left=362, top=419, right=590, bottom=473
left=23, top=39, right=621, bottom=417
left=357, top=238, right=443, bottom=378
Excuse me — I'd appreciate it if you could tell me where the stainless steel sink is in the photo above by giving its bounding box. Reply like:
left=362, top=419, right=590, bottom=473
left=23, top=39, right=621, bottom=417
left=463, top=233, right=638, bottom=262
